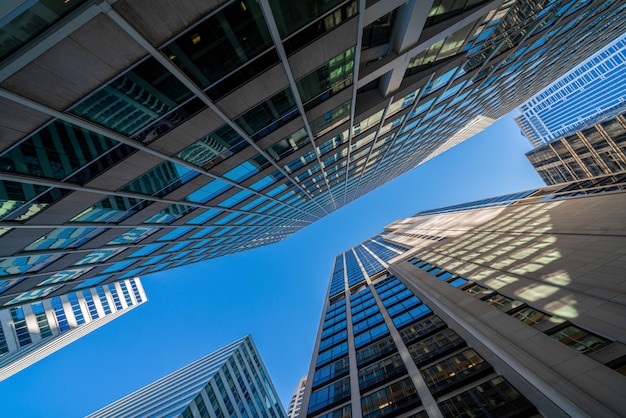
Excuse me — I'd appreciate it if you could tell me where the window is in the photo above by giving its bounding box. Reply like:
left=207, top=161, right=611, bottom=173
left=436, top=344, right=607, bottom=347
left=408, top=328, right=465, bottom=366
left=313, top=356, right=350, bottom=388
left=161, top=0, right=274, bottom=90
left=358, top=353, right=406, bottom=391
left=10, top=307, right=32, bottom=347
left=510, top=306, right=550, bottom=325
left=483, top=293, right=514, bottom=309
left=549, top=324, right=610, bottom=354
left=361, top=377, right=419, bottom=418
left=438, top=376, right=536, bottom=418
left=421, top=349, right=491, bottom=395
left=308, top=376, right=351, bottom=415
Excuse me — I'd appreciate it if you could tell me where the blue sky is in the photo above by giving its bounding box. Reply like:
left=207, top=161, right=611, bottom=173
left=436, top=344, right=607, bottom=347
left=0, top=112, right=544, bottom=417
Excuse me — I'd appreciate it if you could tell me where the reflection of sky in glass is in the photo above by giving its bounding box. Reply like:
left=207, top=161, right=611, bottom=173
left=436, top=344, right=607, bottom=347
left=186, top=179, right=231, bottom=203
left=0, top=254, right=61, bottom=276
left=73, top=248, right=125, bottom=266
left=0, top=278, right=22, bottom=294
left=71, top=275, right=111, bottom=290
left=7, top=286, right=63, bottom=305
left=38, top=268, right=92, bottom=286
left=108, top=227, right=157, bottom=245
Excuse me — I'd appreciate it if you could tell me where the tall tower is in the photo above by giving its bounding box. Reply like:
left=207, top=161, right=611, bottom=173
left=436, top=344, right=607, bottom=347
left=0, top=0, right=624, bottom=303
left=88, top=335, right=285, bottom=418
left=287, top=376, right=307, bottom=418
left=301, top=177, right=626, bottom=417
left=0, top=277, right=146, bottom=381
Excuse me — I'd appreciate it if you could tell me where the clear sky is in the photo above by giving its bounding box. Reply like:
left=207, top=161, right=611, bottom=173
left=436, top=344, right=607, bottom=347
left=0, top=111, right=544, bottom=417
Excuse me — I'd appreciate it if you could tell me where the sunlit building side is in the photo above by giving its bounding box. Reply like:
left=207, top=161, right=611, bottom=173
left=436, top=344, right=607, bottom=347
left=0, top=277, right=146, bottom=381
left=301, top=177, right=626, bottom=417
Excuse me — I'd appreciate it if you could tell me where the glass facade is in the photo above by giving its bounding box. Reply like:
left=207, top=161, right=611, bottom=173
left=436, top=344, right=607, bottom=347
left=303, top=239, right=537, bottom=417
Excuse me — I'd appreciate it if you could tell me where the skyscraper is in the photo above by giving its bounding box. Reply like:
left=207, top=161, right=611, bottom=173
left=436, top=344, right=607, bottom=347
left=301, top=177, right=626, bottom=417
left=515, top=34, right=626, bottom=147
left=526, top=109, right=626, bottom=185
left=287, top=376, right=307, bottom=418
left=0, top=0, right=624, bottom=306
left=88, top=335, right=285, bottom=418
left=0, top=277, right=146, bottom=381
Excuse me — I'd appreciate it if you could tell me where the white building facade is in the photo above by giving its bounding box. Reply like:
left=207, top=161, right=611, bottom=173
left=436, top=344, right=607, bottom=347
left=0, top=277, right=146, bottom=381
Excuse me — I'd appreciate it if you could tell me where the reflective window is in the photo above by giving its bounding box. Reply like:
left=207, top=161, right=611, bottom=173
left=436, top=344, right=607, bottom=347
left=23, top=227, right=103, bottom=251
left=408, top=328, right=465, bottom=366
left=71, top=57, right=193, bottom=136
left=361, top=377, right=419, bottom=418
left=108, top=227, right=158, bottom=245
left=128, top=243, right=165, bottom=258
left=143, top=204, right=194, bottom=224
left=398, top=315, right=445, bottom=345
left=224, top=155, right=269, bottom=182
left=162, top=1, right=273, bottom=89
left=122, top=162, right=199, bottom=197
left=0, top=254, right=61, bottom=276
left=0, top=0, right=88, bottom=60
left=307, top=376, right=350, bottom=415
left=297, top=48, right=354, bottom=107
left=406, top=23, right=474, bottom=77
left=32, top=302, right=53, bottom=338
left=313, top=356, right=350, bottom=388
left=270, top=0, right=348, bottom=38
left=218, top=190, right=254, bottom=208
left=156, top=227, right=193, bottom=242
left=186, top=208, right=223, bottom=225
left=0, top=278, right=22, bottom=294
left=439, top=376, right=535, bottom=418
left=51, top=297, right=70, bottom=332
left=72, top=276, right=109, bottom=290
left=0, top=181, right=51, bottom=220
left=0, top=120, right=117, bottom=180
left=265, top=129, right=309, bottom=161
left=549, top=324, right=611, bottom=354
left=119, top=268, right=147, bottom=279
left=102, top=260, right=136, bottom=274
left=73, top=248, right=125, bottom=266
left=421, top=349, right=490, bottom=394
left=10, top=307, right=32, bottom=346
left=140, top=254, right=169, bottom=267
left=37, top=268, right=92, bottom=286
left=316, top=341, right=348, bottom=367
left=7, top=285, right=62, bottom=306
left=510, top=306, right=550, bottom=325
left=71, top=195, right=151, bottom=223
left=358, top=353, right=406, bottom=391
left=178, top=125, right=247, bottom=170
left=186, top=179, right=232, bottom=204
left=234, top=88, right=298, bottom=140
left=310, top=101, right=351, bottom=137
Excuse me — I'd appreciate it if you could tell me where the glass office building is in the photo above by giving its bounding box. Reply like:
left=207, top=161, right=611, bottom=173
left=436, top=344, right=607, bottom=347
left=0, top=0, right=624, bottom=306
left=301, top=178, right=626, bottom=417
left=88, top=335, right=285, bottom=418
left=0, top=277, right=146, bottom=381
left=515, top=34, right=626, bottom=147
